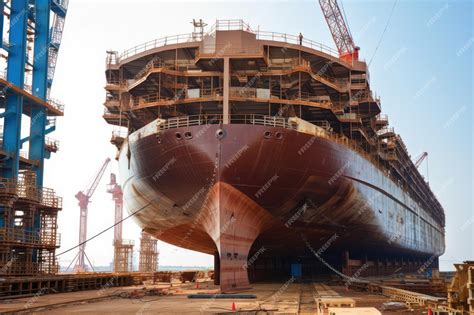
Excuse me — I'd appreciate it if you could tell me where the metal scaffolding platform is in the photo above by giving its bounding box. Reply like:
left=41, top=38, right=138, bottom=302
left=0, top=171, right=62, bottom=276
left=0, top=0, right=68, bottom=277
left=113, top=239, right=134, bottom=273
left=138, top=232, right=158, bottom=273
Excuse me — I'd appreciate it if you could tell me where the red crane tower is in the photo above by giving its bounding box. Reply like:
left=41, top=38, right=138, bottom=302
left=107, top=173, right=123, bottom=244
left=68, top=158, right=111, bottom=272
left=107, top=173, right=134, bottom=272
left=319, top=0, right=359, bottom=62
left=414, top=152, right=429, bottom=183
left=415, top=152, right=428, bottom=168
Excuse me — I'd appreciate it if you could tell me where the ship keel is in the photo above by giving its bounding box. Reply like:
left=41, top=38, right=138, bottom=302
left=199, top=182, right=272, bottom=292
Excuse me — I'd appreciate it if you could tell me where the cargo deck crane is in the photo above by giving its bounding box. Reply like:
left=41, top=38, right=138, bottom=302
left=68, top=158, right=111, bottom=272
left=318, top=0, right=359, bottom=62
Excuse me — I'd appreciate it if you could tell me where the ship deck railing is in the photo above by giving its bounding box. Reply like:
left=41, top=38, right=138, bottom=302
left=256, top=31, right=338, bottom=57
left=124, top=58, right=348, bottom=93
left=116, top=33, right=201, bottom=63
left=159, top=115, right=364, bottom=157
left=110, top=19, right=339, bottom=64
left=131, top=88, right=334, bottom=109
left=159, top=114, right=298, bottom=131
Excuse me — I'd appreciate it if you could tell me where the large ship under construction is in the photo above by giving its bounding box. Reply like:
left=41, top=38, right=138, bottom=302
left=103, top=18, right=445, bottom=292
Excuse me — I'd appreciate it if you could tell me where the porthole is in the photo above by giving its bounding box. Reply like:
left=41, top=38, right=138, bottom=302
left=275, top=132, right=283, bottom=140
left=175, top=132, right=182, bottom=140
left=184, top=131, right=193, bottom=139
left=264, top=131, right=272, bottom=139
left=216, top=129, right=226, bottom=140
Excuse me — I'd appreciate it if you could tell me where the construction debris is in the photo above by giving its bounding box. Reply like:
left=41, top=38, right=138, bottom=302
left=118, top=287, right=174, bottom=299
left=327, top=307, right=381, bottom=315
left=187, top=294, right=257, bottom=299
left=447, top=261, right=474, bottom=313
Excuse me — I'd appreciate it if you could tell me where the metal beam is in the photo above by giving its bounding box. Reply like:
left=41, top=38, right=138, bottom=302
left=29, top=0, right=51, bottom=185
left=51, top=0, right=66, bottom=17
left=2, top=0, right=29, bottom=178
left=223, top=57, right=230, bottom=124
left=0, top=1, right=4, bottom=50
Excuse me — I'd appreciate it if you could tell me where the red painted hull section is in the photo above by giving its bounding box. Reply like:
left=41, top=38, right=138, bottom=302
left=119, top=124, right=445, bottom=291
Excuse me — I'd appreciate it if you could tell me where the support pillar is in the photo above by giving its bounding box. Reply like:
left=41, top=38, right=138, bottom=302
left=223, top=57, right=230, bottom=124
left=2, top=0, right=29, bottom=178
left=214, top=251, right=220, bottom=285
left=0, top=1, right=3, bottom=50
left=29, top=0, right=51, bottom=186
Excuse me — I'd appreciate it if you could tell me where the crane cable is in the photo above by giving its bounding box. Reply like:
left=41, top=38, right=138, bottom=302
left=56, top=198, right=155, bottom=257
left=368, top=0, right=399, bottom=66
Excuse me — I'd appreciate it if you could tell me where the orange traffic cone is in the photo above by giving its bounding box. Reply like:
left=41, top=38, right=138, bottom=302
left=232, top=302, right=236, bottom=311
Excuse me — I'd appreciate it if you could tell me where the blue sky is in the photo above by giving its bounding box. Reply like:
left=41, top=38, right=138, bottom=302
left=47, top=0, right=472, bottom=271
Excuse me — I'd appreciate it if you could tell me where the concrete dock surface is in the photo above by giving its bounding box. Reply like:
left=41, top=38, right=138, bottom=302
left=0, top=280, right=429, bottom=314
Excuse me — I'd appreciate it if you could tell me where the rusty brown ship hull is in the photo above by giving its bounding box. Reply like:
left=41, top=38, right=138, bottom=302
left=119, top=122, right=445, bottom=291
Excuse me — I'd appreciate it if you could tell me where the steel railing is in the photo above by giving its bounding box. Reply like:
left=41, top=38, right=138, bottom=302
left=377, top=127, right=395, bottom=136
left=131, top=87, right=335, bottom=108
left=158, top=114, right=297, bottom=131
left=44, top=137, right=60, bottom=151
left=109, top=20, right=339, bottom=64
left=0, top=229, right=60, bottom=248
left=376, top=114, right=389, bottom=122
left=256, top=31, right=338, bottom=57
left=0, top=177, right=62, bottom=208
left=116, top=58, right=348, bottom=96
left=112, top=130, right=128, bottom=139
left=117, top=33, right=199, bottom=62
left=47, top=98, right=65, bottom=112
left=206, top=19, right=254, bottom=33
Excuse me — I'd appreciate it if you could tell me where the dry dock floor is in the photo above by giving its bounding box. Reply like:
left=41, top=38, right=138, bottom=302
left=0, top=280, right=427, bottom=314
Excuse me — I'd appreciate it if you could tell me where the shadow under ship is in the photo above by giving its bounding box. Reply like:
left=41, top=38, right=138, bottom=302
left=103, top=20, right=445, bottom=292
